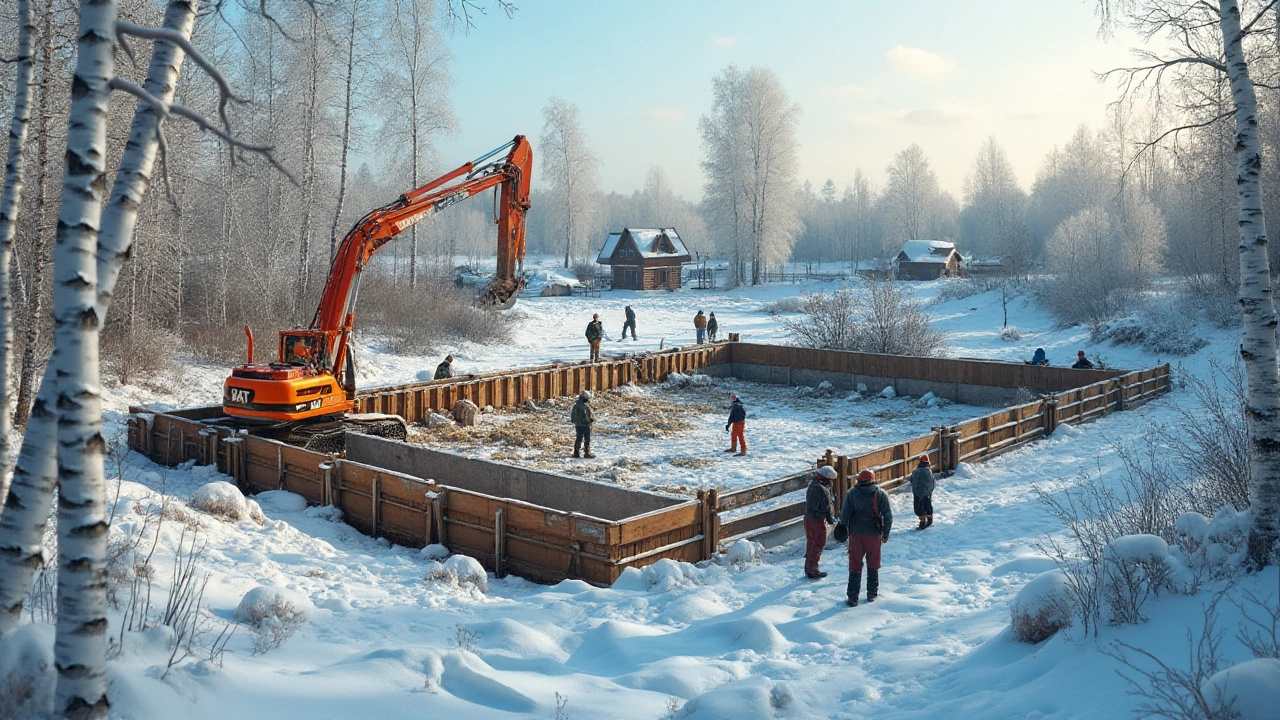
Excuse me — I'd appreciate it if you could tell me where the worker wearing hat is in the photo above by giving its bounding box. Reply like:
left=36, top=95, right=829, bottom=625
left=804, top=465, right=839, bottom=579
left=1072, top=350, right=1095, bottom=370
left=909, top=454, right=937, bottom=530
left=838, top=468, right=893, bottom=606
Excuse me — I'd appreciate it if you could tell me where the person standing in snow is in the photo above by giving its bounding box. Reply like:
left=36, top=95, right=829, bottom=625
left=622, top=305, right=637, bottom=340
left=804, top=466, right=838, bottom=579
left=839, top=468, right=892, bottom=606
left=707, top=312, right=719, bottom=342
left=694, top=310, right=708, bottom=344
left=570, top=390, right=596, bottom=458
left=909, top=454, right=936, bottom=530
left=433, top=355, right=454, bottom=380
left=1072, top=351, right=1094, bottom=369
left=724, top=393, right=747, bottom=456
left=585, top=314, right=604, bottom=361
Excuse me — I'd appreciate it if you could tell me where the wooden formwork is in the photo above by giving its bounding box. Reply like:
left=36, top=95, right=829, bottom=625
left=127, top=347, right=1172, bottom=583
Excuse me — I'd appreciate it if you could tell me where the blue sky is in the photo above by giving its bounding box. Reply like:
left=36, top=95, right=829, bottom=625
left=435, top=0, right=1140, bottom=200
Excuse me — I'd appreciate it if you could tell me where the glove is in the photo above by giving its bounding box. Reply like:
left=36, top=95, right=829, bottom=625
left=826, top=516, right=836, bottom=525
left=725, top=425, right=730, bottom=432
left=881, top=533, right=890, bottom=544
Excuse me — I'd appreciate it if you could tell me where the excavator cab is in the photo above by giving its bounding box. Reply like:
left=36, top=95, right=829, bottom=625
left=280, top=330, right=328, bottom=369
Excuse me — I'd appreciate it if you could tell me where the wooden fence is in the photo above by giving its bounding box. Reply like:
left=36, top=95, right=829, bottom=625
left=712, top=363, right=1172, bottom=545
left=127, top=344, right=1171, bottom=585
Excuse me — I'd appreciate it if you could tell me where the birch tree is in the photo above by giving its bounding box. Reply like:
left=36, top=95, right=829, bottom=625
left=539, top=97, right=600, bottom=268
left=960, top=137, right=1029, bottom=273
left=699, top=66, right=802, bottom=285
left=0, top=0, right=34, bottom=497
left=1100, top=0, right=1280, bottom=568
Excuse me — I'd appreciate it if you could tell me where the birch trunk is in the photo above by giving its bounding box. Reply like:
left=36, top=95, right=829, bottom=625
left=295, top=9, right=319, bottom=318
left=328, top=0, right=361, bottom=265
left=13, top=0, right=56, bottom=430
left=1221, top=0, right=1280, bottom=570
left=0, top=0, right=35, bottom=499
left=50, top=0, right=116, bottom=714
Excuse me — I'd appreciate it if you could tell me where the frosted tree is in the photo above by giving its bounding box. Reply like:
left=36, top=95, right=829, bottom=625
left=328, top=0, right=373, bottom=265
left=540, top=96, right=600, bottom=268
left=384, top=0, right=454, bottom=287
left=1099, top=0, right=1280, bottom=568
left=1027, top=126, right=1115, bottom=251
left=882, top=144, right=943, bottom=246
left=699, top=66, right=802, bottom=285
left=0, top=0, right=34, bottom=496
left=960, top=137, right=1029, bottom=273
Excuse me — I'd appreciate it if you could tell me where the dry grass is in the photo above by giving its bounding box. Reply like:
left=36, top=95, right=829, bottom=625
left=408, top=387, right=716, bottom=452
left=669, top=457, right=717, bottom=470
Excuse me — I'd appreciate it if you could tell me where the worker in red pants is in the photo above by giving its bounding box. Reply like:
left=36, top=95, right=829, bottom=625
left=724, top=393, right=747, bottom=456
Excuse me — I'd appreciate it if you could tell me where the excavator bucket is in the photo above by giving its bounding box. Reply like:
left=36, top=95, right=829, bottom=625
left=476, top=276, right=526, bottom=309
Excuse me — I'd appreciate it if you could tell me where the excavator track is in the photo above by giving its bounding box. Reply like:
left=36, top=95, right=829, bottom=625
left=229, top=414, right=408, bottom=454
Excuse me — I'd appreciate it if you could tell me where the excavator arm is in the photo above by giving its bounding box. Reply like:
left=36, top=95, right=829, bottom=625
left=223, top=135, right=532, bottom=426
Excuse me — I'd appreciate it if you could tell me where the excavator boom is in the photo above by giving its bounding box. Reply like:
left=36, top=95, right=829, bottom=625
left=222, top=135, right=532, bottom=436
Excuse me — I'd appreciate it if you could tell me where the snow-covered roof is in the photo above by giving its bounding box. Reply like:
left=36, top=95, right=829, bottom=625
left=597, top=228, right=691, bottom=263
left=897, top=240, right=959, bottom=264
left=597, top=232, right=624, bottom=263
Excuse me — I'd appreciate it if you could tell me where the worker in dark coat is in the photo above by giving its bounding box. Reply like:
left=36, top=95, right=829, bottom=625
left=622, top=305, right=637, bottom=340
left=707, top=312, right=719, bottom=342
left=838, top=468, right=893, bottom=606
left=434, top=355, right=454, bottom=380
left=724, top=393, right=747, bottom=456
left=804, top=466, right=838, bottom=579
left=909, top=454, right=936, bottom=529
left=694, top=310, right=708, bottom=344
left=585, top=314, right=604, bottom=361
left=570, top=390, right=595, bottom=458
left=1072, top=351, right=1094, bottom=369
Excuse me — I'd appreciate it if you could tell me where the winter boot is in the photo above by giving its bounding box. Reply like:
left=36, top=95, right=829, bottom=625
left=866, top=568, right=879, bottom=602
left=916, top=516, right=927, bottom=530
left=925, top=515, right=933, bottom=528
left=572, top=453, right=581, bottom=459
left=585, top=451, right=596, bottom=459
left=845, top=571, right=862, bottom=606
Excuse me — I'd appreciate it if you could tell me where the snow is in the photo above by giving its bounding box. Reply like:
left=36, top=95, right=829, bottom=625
left=1201, top=658, right=1280, bottom=720
left=235, top=585, right=314, bottom=626
left=897, top=239, right=957, bottom=263
left=1103, top=534, right=1169, bottom=564
left=24, top=259, right=1279, bottom=719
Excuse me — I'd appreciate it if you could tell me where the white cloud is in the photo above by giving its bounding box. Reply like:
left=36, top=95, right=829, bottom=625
left=645, top=107, right=686, bottom=125
left=819, top=83, right=872, bottom=98
left=710, top=35, right=738, bottom=48
left=851, top=103, right=972, bottom=128
left=885, top=45, right=954, bottom=79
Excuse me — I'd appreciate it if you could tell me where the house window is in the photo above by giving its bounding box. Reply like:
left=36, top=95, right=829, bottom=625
left=624, top=270, right=639, bottom=287
left=655, top=269, right=667, bottom=286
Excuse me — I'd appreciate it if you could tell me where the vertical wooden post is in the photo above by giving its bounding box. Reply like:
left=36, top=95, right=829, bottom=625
left=276, top=445, right=285, bottom=491
left=424, top=481, right=436, bottom=546
left=371, top=473, right=381, bottom=539
left=223, top=437, right=244, bottom=492
left=707, top=489, right=719, bottom=555
left=434, top=487, right=449, bottom=547
left=494, top=506, right=506, bottom=577
left=319, top=461, right=333, bottom=506
left=330, top=459, right=343, bottom=511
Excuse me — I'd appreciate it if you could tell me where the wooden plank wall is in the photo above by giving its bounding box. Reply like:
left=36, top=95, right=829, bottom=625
left=730, top=343, right=1120, bottom=392
left=126, top=412, right=708, bottom=586
left=127, top=355, right=1170, bottom=583
left=353, top=343, right=731, bottom=423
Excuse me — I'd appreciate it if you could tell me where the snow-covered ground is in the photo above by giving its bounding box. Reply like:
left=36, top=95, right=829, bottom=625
left=8, top=265, right=1278, bottom=720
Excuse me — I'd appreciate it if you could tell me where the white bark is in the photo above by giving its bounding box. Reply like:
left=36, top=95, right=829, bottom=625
left=51, top=0, right=116, bottom=714
left=0, top=0, right=35, bottom=500
left=1219, top=0, right=1280, bottom=570
left=540, top=97, right=599, bottom=269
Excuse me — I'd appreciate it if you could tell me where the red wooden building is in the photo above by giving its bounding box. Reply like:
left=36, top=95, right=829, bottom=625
left=596, top=228, right=691, bottom=290
left=895, top=240, right=962, bottom=280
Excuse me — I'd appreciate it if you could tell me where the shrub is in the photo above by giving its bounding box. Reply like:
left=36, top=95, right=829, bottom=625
left=1011, top=569, right=1073, bottom=643
left=1092, top=298, right=1208, bottom=356
left=191, top=482, right=265, bottom=524
left=1102, top=534, right=1171, bottom=625
left=784, top=278, right=947, bottom=356
left=359, top=271, right=514, bottom=354
left=101, top=318, right=179, bottom=386
left=763, top=296, right=807, bottom=314
left=1000, top=326, right=1022, bottom=341
left=237, top=586, right=311, bottom=654
left=934, top=278, right=983, bottom=303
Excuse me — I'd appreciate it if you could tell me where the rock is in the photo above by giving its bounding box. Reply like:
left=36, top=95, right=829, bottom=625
left=482, top=405, right=494, bottom=414
left=426, top=412, right=451, bottom=427
left=453, top=399, right=479, bottom=427
left=879, top=385, right=897, bottom=399
left=523, top=399, right=538, bottom=412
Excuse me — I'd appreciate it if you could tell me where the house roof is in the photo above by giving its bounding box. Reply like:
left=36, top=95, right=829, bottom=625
left=597, top=228, right=691, bottom=263
left=897, top=240, right=959, bottom=264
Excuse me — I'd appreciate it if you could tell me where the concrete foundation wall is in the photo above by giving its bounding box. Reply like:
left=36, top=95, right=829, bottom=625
left=725, top=362, right=1024, bottom=407
left=346, top=433, right=681, bottom=521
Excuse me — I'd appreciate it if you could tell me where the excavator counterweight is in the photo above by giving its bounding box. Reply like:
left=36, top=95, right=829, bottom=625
left=222, top=135, right=533, bottom=446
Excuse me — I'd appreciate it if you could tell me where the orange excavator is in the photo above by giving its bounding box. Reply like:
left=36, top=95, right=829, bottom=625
left=222, top=136, right=532, bottom=449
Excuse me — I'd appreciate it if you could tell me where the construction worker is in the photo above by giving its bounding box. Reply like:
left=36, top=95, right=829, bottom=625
left=571, top=390, right=595, bottom=458
left=839, top=468, right=893, bottom=606
left=707, top=312, right=719, bottom=342
left=694, top=310, right=708, bottom=344
left=622, top=305, right=637, bottom=340
left=1072, top=351, right=1095, bottom=369
left=434, top=355, right=454, bottom=380
left=804, top=466, right=838, bottom=579
left=724, top=393, right=747, bottom=456
left=909, top=454, right=936, bottom=529
left=585, top=314, right=604, bottom=361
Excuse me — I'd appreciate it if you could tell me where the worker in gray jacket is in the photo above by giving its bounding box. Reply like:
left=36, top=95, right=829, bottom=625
left=909, top=454, right=936, bottom=530
left=804, top=466, right=838, bottom=579
left=838, top=468, right=893, bottom=606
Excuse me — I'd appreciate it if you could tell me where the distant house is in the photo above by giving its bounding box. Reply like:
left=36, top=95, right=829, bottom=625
left=596, top=228, right=691, bottom=290
left=895, top=240, right=962, bottom=280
